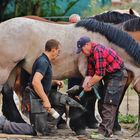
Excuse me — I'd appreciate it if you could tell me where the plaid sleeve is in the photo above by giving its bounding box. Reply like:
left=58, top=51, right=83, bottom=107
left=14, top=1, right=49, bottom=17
left=87, top=62, right=94, bottom=76
left=94, top=47, right=107, bottom=76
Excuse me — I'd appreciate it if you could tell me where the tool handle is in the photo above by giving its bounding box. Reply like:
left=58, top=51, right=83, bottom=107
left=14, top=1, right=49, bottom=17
left=79, top=91, right=84, bottom=98
left=78, top=86, right=101, bottom=100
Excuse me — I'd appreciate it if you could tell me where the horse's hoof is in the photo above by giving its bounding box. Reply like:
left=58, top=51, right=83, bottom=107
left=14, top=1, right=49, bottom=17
left=75, top=129, right=87, bottom=135
left=57, top=123, right=68, bottom=129
left=113, top=124, right=121, bottom=132
left=88, top=123, right=99, bottom=129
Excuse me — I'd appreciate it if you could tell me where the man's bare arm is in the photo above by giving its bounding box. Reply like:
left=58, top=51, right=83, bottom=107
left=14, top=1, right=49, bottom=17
left=83, top=74, right=102, bottom=92
left=32, top=72, right=51, bottom=111
left=88, top=74, right=102, bottom=87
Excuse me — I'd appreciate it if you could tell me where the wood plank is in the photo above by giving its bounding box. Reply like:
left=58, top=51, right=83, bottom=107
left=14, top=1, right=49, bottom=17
left=0, top=133, right=33, bottom=138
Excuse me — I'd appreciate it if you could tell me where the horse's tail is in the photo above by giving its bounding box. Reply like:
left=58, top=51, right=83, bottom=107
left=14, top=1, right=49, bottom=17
left=76, top=19, right=140, bottom=64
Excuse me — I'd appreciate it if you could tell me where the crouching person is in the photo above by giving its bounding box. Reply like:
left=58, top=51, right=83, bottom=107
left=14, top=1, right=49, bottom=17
left=0, top=115, right=35, bottom=135
left=29, top=39, right=63, bottom=135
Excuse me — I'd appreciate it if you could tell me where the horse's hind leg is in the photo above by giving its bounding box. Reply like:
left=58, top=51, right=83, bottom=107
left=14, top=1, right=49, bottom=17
left=0, top=67, right=15, bottom=92
left=133, top=77, right=140, bottom=95
left=113, top=70, right=134, bottom=132
left=132, top=78, right=140, bottom=136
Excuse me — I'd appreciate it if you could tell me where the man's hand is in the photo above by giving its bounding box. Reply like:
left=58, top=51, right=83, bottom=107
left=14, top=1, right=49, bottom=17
left=82, top=76, right=92, bottom=92
left=83, top=85, right=92, bottom=92
left=82, top=75, right=102, bottom=92
left=42, top=100, right=51, bottom=112
left=53, top=80, right=64, bottom=89
left=82, top=76, right=92, bottom=88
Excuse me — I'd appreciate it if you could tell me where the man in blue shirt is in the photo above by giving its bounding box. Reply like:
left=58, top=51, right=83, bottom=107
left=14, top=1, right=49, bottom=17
left=30, top=39, right=62, bottom=135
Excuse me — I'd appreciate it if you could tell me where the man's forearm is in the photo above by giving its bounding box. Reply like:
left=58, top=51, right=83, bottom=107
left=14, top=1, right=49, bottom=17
left=33, top=81, right=49, bottom=103
left=33, top=81, right=51, bottom=111
left=88, top=74, right=102, bottom=87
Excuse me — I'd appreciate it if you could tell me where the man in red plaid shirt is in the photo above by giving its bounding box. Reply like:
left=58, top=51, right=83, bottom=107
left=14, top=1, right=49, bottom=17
left=76, top=36, right=128, bottom=138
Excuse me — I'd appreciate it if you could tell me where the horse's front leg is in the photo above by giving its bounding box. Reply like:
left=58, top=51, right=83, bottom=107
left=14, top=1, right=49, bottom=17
left=0, top=67, right=15, bottom=92
left=77, top=54, right=87, bottom=77
left=133, top=76, right=140, bottom=94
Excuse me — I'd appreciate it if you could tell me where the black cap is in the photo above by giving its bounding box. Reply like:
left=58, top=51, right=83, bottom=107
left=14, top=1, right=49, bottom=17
left=76, top=36, right=91, bottom=53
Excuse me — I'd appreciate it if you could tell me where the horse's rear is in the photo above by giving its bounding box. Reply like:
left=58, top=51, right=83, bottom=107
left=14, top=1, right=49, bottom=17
left=0, top=18, right=34, bottom=91
left=0, top=17, right=87, bottom=92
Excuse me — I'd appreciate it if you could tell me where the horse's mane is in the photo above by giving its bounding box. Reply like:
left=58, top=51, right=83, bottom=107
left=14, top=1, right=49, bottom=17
left=76, top=19, right=140, bottom=64
left=123, top=18, right=140, bottom=31
left=89, top=11, right=138, bottom=24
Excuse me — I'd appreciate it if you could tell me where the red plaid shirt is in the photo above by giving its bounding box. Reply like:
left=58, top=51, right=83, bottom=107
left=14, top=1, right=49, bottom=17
left=87, top=42, right=124, bottom=77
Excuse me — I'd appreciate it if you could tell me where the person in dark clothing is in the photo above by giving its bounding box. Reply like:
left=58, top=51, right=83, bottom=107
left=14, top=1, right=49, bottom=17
left=0, top=115, right=35, bottom=135
left=76, top=36, right=128, bottom=138
left=0, top=84, right=35, bottom=135
left=30, top=39, right=63, bottom=135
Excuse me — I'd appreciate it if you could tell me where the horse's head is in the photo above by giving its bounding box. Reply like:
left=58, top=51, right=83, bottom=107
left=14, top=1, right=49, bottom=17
left=111, top=8, right=140, bottom=16
left=129, top=8, right=140, bottom=17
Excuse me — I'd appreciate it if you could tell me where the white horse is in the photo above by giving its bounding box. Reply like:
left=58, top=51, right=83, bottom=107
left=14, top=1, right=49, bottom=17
left=0, top=17, right=140, bottom=95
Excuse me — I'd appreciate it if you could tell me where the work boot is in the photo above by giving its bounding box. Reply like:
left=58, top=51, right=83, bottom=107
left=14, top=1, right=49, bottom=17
left=88, top=123, right=99, bottom=129
left=40, top=127, right=57, bottom=136
left=113, top=123, right=121, bottom=132
left=75, top=129, right=87, bottom=136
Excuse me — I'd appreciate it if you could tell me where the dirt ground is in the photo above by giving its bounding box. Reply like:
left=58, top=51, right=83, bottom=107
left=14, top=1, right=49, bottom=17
left=0, top=127, right=139, bottom=140
left=0, top=90, right=140, bottom=140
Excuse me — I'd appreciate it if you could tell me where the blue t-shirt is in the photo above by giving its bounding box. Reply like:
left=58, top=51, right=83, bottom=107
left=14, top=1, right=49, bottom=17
left=31, top=53, right=52, bottom=95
